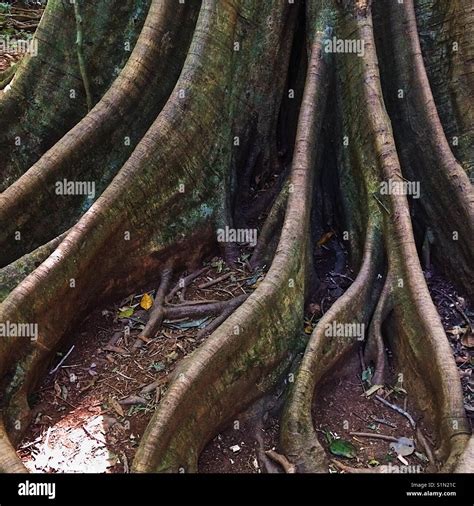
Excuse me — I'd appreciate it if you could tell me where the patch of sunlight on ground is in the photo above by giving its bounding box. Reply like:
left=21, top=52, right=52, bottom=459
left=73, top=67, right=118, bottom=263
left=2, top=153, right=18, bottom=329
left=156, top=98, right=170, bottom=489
left=24, top=414, right=117, bottom=473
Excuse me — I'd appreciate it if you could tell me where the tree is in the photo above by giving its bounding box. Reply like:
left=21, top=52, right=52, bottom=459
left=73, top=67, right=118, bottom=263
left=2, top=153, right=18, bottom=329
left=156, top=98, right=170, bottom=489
left=0, top=0, right=472, bottom=473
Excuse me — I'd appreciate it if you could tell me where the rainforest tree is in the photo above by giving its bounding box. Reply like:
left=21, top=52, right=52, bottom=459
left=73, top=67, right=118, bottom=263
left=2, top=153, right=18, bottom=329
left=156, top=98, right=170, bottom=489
left=0, top=0, right=472, bottom=473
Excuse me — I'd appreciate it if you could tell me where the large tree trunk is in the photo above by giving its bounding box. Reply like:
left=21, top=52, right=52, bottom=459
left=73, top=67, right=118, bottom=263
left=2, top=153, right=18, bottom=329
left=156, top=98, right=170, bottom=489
left=0, top=0, right=472, bottom=473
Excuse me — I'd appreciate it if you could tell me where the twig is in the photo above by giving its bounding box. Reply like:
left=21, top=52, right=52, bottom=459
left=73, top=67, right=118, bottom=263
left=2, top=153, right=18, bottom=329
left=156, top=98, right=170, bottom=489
left=164, top=295, right=247, bottom=320
left=119, top=395, right=147, bottom=406
left=349, top=431, right=398, bottom=442
left=166, top=299, right=222, bottom=307
left=198, top=272, right=233, bottom=289
left=329, top=272, right=354, bottom=283
left=375, top=395, right=416, bottom=428
left=54, top=394, right=76, bottom=410
left=82, top=425, right=106, bottom=445
left=265, top=450, right=296, bottom=473
left=371, top=416, right=397, bottom=429
left=49, top=345, right=75, bottom=374
left=353, top=412, right=369, bottom=424
left=372, top=194, right=390, bottom=215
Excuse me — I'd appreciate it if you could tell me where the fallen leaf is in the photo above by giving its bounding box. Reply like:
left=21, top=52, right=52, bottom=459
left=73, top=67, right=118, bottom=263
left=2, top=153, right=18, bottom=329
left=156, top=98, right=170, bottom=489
left=166, top=351, right=179, bottom=363
left=414, top=451, right=429, bottom=463
left=118, top=307, right=134, bottom=318
left=150, top=362, right=165, bottom=372
left=165, top=317, right=210, bottom=330
left=390, top=437, right=415, bottom=457
left=140, top=293, right=153, bottom=311
left=329, top=439, right=357, bottom=459
left=461, top=332, right=474, bottom=349
left=109, top=397, right=124, bottom=417
left=361, top=367, right=373, bottom=383
left=364, top=384, right=383, bottom=397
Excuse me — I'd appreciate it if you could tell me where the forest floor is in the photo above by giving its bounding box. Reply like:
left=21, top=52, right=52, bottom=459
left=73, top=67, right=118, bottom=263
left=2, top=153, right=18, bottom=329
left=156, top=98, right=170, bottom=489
left=18, top=254, right=264, bottom=472
left=17, top=232, right=473, bottom=473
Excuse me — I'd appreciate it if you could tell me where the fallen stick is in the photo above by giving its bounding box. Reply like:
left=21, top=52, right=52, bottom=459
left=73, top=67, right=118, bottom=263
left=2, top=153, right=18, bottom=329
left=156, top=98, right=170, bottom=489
left=196, top=295, right=248, bottom=338
left=375, top=395, right=416, bottom=428
left=164, top=294, right=247, bottom=320
left=372, top=417, right=397, bottom=429
left=265, top=450, right=296, bottom=473
left=134, top=268, right=173, bottom=348
left=49, top=345, right=75, bottom=374
left=349, top=431, right=398, bottom=442
left=139, top=377, right=167, bottom=395
left=166, top=299, right=222, bottom=307
left=198, top=272, right=233, bottom=289
left=119, top=395, right=147, bottom=406
left=166, top=267, right=209, bottom=302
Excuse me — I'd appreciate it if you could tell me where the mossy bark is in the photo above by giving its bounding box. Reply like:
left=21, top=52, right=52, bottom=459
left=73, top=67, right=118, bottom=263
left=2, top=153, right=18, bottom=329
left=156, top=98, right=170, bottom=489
left=0, top=0, right=472, bottom=475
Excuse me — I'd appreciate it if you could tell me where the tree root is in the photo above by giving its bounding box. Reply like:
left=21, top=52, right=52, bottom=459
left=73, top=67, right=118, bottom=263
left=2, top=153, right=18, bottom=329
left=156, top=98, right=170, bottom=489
left=265, top=450, right=296, bottom=474
left=364, top=274, right=392, bottom=385
left=0, top=230, right=68, bottom=303
left=280, top=221, right=383, bottom=472
left=374, top=0, right=474, bottom=298
left=413, top=0, right=474, bottom=177
left=0, top=0, right=300, bottom=472
left=280, top=1, right=471, bottom=474
left=0, top=0, right=198, bottom=266
left=0, top=0, right=471, bottom=476
left=131, top=22, right=329, bottom=473
left=0, top=0, right=152, bottom=190
left=250, top=183, right=289, bottom=270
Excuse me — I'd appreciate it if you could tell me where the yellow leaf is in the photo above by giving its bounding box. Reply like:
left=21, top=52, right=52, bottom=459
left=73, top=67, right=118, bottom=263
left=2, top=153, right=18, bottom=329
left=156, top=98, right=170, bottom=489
left=304, top=324, right=313, bottom=335
left=140, top=293, right=153, bottom=310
